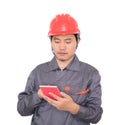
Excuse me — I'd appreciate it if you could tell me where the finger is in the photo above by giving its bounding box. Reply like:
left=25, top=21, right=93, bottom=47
left=49, top=92, right=62, bottom=100
left=38, top=89, right=44, bottom=99
left=42, top=94, right=51, bottom=101
left=44, top=95, right=58, bottom=107
left=42, top=93, right=56, bottom=102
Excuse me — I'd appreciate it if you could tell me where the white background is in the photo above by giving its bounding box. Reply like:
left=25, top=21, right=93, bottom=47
left=0, top=0, right=120, bottom=124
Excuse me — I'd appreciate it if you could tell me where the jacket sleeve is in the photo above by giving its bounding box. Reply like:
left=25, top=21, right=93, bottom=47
left=17, top=70, right=42, bottom=116
left=73, top=70, right=103, bottom=124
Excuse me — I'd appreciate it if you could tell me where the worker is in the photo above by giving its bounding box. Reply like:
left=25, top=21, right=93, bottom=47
left=17, top=13, right=103, bottom=125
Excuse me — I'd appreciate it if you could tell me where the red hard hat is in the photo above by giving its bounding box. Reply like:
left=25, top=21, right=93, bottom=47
left=48, top=14, right=80, bottom=36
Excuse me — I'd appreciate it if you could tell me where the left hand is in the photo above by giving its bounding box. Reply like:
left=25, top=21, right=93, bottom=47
left=43, top=92, right=80, bottom=114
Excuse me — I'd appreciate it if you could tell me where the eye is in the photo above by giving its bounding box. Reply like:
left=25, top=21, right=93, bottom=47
left=53, top=37, right=60, bottom=43
left=65, top=39, right=72, bottom=44
left=66, top=41, right=71, bottom=44
left=54, top=40, right=60, bottom=43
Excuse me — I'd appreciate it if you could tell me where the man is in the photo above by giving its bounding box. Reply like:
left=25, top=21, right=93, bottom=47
left=17, top=14, right=103, bottom=125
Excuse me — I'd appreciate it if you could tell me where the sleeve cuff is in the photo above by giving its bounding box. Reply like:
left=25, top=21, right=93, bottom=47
left=32, top=92, right=42, bottom=105
left=73, top=105, right=87, bottom=119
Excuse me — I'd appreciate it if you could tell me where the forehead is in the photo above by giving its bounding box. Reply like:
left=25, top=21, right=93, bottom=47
left=52, top=34, right=75, bottom=39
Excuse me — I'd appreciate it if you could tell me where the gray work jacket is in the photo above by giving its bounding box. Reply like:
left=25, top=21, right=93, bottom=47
left=17, top=55, right=103, bottom=125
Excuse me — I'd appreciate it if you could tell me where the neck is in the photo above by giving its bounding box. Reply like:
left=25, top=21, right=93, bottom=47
left=56, top=56, right=74, bottom=70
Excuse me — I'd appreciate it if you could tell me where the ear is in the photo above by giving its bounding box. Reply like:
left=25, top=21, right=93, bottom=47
left=78, top=39, right=80, bottom=44
left=76, top=39, right=80, bottom=49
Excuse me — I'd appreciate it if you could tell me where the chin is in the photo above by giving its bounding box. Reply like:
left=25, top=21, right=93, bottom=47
left=59, top=59, right=66, bottom=62
left=57, top=57, right=66, bottom=62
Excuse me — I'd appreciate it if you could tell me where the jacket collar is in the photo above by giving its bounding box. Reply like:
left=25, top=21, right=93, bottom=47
left=48, top=54, right=81, bottom=72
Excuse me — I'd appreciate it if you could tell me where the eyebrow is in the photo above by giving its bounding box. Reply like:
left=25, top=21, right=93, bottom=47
left=53, top=37, right=60, bottom=40
left=53, top=37, right=72, bottom=41
left=64, top=38, right=72, bottom=40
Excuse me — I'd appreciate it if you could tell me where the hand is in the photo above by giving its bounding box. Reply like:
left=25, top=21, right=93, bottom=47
left=43, top=92, right=80, bottom=114
left=37, top=89, right=45, bottom=99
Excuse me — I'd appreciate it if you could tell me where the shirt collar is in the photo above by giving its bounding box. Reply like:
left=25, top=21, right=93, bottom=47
left=48, top=54, right=81, bottom=72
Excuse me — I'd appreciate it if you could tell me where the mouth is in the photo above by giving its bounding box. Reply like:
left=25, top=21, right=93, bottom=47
left=57, top=52, right=67, bottom=56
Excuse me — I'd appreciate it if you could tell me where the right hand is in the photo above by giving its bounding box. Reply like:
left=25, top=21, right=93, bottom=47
left=37, top=89, right=44, bottom=99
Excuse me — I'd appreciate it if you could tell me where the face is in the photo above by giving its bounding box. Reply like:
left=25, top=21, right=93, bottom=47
left=51, top=34, right=79, bottom=62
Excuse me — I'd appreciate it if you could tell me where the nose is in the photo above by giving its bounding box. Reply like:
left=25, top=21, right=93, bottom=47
left=59, top=42, right=66, bottom=50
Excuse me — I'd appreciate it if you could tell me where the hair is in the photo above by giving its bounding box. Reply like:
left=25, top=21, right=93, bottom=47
left=74, top=34, right=80, bottom=42
left=49, top=34, right=80, bottom=42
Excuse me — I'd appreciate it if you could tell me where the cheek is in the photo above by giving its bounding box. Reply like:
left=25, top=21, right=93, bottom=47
left=69, top=44, right=76, bottom=51
left=51, top=45, right=58, bottom=52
